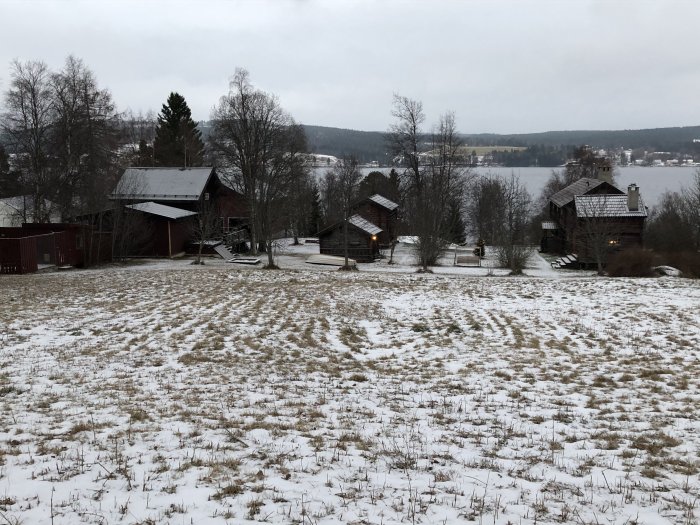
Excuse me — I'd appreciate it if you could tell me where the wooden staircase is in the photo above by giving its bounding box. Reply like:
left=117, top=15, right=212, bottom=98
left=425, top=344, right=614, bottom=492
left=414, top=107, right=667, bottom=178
left=551, top=254, right=578, bottom=269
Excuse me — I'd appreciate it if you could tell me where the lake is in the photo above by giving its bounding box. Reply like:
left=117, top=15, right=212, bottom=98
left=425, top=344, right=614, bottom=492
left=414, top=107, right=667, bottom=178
left=313, top=166, right=698, bottom=207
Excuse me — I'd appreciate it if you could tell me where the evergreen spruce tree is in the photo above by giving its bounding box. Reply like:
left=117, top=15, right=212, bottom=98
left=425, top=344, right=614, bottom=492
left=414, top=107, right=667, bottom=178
left=445, top=198, right=467, bottom=244
left=153, top=92, right=205, bottom=167
left=308, top=183, right=322, bottom=235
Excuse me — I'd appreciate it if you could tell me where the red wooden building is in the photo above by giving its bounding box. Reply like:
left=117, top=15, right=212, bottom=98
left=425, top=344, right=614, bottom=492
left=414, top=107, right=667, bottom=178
left=0, top=223, right=106, bottom=274
left=109, top=167, right=248, bottom=257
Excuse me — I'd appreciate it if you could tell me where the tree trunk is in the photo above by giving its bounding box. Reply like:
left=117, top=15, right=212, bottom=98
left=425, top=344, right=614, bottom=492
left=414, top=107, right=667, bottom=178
left=249, top=206, right=258, bottom=255
left=196, top=240, right=203, bottom=264
left=266, top=239, right=275, bottom=267
left=343, top=216, right=349, bottom=268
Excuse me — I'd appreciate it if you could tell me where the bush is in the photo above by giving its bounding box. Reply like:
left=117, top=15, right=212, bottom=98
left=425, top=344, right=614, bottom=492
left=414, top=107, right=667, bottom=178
left=496, top=244, right=533, bottom=275
left=606, top=248, right=655, bottom=277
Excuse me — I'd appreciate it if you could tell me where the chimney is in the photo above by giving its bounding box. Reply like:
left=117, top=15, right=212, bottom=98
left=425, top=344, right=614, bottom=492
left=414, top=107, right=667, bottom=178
left=627, top=183, right=639, bottom=211
left=596, top=164, right=613, bottom=185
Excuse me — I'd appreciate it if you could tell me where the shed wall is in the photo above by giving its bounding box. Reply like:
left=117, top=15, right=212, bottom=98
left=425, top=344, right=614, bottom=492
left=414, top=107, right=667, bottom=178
left=319, top=225, right=378, bottom=262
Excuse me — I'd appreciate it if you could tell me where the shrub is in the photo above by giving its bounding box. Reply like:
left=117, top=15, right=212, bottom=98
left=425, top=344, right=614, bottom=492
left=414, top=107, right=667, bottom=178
left=606, top=248, right=655, bottom=277
left=496, top=244, right=533, bottom=275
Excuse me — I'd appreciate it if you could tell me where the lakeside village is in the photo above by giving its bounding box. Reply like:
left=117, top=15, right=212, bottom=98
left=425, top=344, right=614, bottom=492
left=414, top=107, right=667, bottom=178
left=309, top=147, right=700, bottom=169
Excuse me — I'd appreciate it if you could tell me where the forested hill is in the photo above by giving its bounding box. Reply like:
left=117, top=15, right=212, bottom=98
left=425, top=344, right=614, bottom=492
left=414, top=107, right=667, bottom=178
left=301, top=125, right=388, bottom=163
left=465, top=126, right=700, bottom=151
left=299, top=124, right=700, bottom=164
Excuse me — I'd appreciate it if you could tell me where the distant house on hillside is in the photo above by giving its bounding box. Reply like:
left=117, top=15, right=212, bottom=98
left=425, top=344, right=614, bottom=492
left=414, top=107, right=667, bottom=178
left=317, top=194, right=399, bottom=262
left=0, top=196, right=60, bottom=227
left=108, top=167, right=247, bottom=257
left=542, top=166, right=647, bottom=267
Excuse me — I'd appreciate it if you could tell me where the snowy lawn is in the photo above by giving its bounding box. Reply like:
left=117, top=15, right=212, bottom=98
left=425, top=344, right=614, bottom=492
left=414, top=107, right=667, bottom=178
left=0, top=264, right=698, bottom=524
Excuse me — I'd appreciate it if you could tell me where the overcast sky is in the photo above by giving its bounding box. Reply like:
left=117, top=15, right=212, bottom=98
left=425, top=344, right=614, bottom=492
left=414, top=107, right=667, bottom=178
left=1, top=0, right=699, bottom=134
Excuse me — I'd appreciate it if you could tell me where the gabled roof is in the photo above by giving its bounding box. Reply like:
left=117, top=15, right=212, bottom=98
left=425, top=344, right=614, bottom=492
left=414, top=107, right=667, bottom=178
left=125, top=202, right=198, bottom=220
left=349, top=214, right=383, bottom=235
left=550, top=178, right=615, bottom=207
left=317, top=214, right=383, bottom=237
left=575, top=195, right=648, bottom=218
left=367, top=194, right=399, bottom=211
left=111, top=167, right=215, bottom=201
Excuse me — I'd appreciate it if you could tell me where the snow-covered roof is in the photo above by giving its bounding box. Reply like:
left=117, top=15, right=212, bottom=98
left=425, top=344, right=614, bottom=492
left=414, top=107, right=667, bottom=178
left=111, top=167, right=214, bottom=201
left=367, top=194, right=399, bottom=211
left=550, top=178, right=606, bottom=207
left=348, top=214, right=382, bottom=235
left=575, top=195, right=647, bottom=218
left=0, top=195, right=56, bottom=213
left=125, top=201, right=198, bottom=220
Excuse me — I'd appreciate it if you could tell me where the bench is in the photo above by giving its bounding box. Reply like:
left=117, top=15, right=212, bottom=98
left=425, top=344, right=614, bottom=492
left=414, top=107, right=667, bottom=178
left=454, top=255, right=482, bottom=267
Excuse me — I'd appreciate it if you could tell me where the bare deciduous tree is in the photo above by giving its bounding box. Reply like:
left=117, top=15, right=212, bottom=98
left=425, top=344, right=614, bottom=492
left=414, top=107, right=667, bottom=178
left=576, top=193, right=619, bottom=275
left=2, top=59, right=54, bottom=222
left=122, top=109, right=157, bottom=166
left=684, top=169, right=700, bottom=250
left=467, top=174, right=506, bottom=245
left=209, top=68, right=308, bottom=268
left=388, top=95, right=470, bottom=271
left=190, top=196, right=222, bottom=265
left=50, top=55, right=120, bottom=218
left=109, top=176, right=151, bottom=260
left=2, top=56, right=120, bottom=224
left=493, top=174, right=533, bottom=274
left=467, top=173, right=533, bottom=273
left=285, top=170, right=316, bottom=245
left=333, top=156, right=362, bottom=269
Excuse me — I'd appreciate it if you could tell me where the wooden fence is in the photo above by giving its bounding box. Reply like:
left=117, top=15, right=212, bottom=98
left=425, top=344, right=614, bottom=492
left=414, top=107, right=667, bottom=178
left=0, top=232, right=67, bottom=274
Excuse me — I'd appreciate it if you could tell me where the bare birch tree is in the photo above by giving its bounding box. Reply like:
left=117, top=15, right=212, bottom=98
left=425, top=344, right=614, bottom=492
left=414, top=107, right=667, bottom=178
left=50, top=55, right=120, bottom=218
left=1, top=60, right=54, bottom=222
left=2, top=56, right=120, bottom=225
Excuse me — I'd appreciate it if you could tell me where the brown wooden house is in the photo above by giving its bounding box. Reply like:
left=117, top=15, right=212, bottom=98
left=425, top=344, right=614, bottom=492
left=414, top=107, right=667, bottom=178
left=350, top=194, right=399, bottom=246
left=317, top=215, right=383, bottom=262
left=317, top=194, right=399, bottom=262
left=542, top=171, right=647, bottom=265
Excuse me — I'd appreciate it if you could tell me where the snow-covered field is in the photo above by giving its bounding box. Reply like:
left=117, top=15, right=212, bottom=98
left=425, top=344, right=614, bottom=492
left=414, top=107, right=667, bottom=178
left=0, top=257, right=699, bottom=524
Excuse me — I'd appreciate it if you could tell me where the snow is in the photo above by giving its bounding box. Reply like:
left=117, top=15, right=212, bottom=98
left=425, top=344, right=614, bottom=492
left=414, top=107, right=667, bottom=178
left=0, top=254, right=698, bottom=524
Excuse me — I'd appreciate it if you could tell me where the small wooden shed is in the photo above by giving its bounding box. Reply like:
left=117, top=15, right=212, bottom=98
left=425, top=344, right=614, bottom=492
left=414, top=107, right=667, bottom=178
left=124, top=202, right=197, bottom=257
left=317, top=215, right=382, bottom=262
